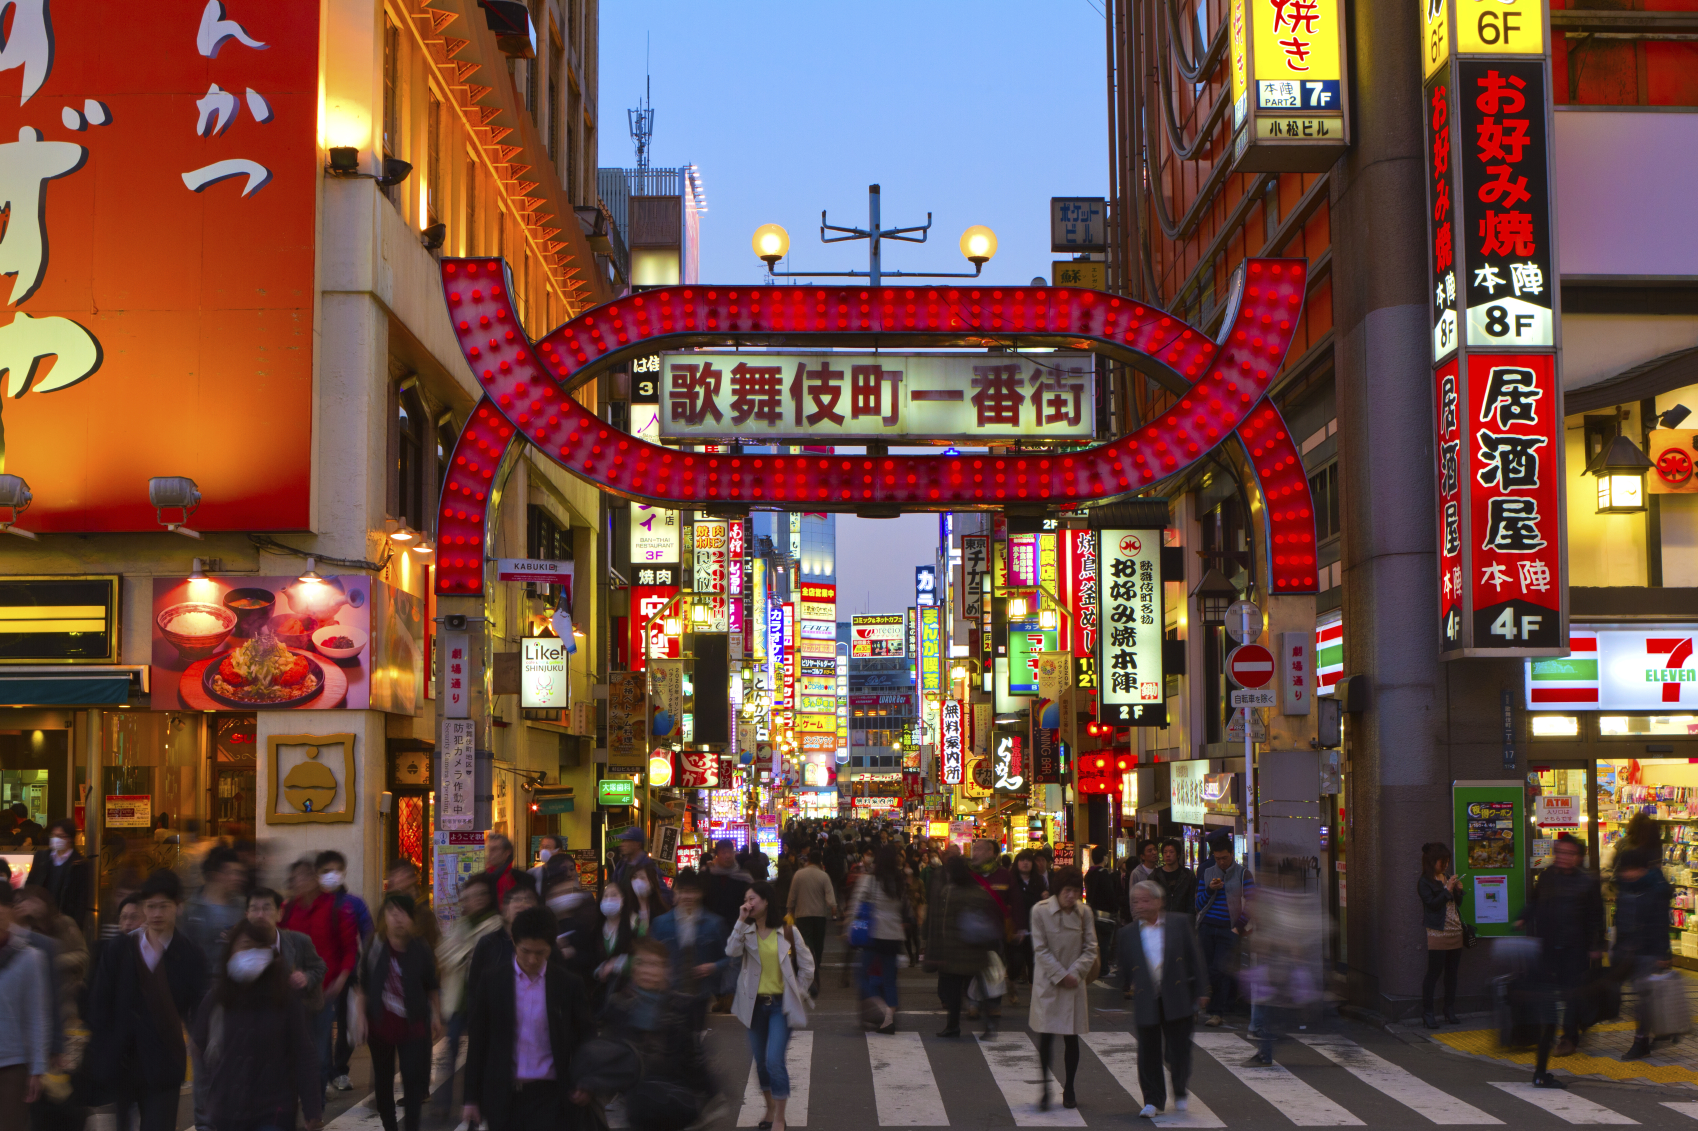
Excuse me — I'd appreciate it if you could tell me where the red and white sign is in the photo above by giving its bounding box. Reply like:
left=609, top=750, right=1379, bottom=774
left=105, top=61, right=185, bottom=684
left=1226, top=644, right=1275, bottom=689
left=940, top=699, right=964, bottom=786
left=630, top=586, right=680, bottom=671
left=1536, top=794, right=1580, bottom=829
left=677, top=747, right=718, bottom=789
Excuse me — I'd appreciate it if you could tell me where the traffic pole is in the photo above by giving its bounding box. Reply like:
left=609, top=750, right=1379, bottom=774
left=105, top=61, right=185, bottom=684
left=1242, top=602, right=1256, bottom=881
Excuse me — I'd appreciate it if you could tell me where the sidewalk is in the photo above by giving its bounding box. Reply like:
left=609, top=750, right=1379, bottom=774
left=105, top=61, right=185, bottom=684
left=1390, top=969, right=1698, bottom=1086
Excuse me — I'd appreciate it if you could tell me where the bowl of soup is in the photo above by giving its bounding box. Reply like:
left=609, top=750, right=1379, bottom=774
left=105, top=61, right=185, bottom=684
left=222, top=588, right=276, bottom=638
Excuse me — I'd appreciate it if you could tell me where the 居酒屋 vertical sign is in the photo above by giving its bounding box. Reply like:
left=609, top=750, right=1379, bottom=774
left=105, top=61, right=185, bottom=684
left=1423, top=0, right=1566, bottom=658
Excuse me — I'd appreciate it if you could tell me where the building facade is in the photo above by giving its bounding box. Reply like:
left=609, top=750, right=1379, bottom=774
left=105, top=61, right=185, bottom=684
left=0, top=0, right=614, bottom=914
left=1106, top=0, right=1698, bottom=1014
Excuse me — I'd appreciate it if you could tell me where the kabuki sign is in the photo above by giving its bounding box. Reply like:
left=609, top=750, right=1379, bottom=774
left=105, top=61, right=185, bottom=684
left=659, top=353, right=1095, bottom=441
left=1422, top=0, right=1566, bottom=658
left=1099, top=530, right=1166, bottom=725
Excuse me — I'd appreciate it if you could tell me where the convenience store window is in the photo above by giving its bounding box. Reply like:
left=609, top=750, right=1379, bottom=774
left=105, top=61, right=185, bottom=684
left=1601, top=715, right=1698, bottom=737
left=1597, top=757, right=1698, bottom=963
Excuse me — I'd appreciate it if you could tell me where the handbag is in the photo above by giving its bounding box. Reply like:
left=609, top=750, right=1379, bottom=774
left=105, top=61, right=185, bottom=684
left=968, top=949, right=1008, bottom=1001
left=849, top=899, right=874, bottom=948
left=570, top=1037, right=644, bottom=1093
left=1462, top=921, right=1478, bottom=949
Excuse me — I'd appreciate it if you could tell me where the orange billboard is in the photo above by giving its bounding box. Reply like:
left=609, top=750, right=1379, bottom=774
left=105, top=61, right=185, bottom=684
left=0, top=0, right=318, bottom=531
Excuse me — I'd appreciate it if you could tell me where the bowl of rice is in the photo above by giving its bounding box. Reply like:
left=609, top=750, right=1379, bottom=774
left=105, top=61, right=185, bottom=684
left=158, top=602, right=237, bottom=662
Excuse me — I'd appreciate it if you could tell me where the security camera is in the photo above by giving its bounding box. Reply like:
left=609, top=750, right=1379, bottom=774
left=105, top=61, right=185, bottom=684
left=148, top=476, right=202, bottom=539
left=0, top=474, right=36, bottom=540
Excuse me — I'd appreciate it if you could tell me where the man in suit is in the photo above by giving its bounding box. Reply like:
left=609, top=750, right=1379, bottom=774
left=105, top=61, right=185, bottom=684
left=248, top=886, right=327, bottom=1015
left=1117, top=879, right=1209, bottom=1119
left=464, top=906, right=595, bottom=1131
left=650, top=869, right=730, bottom=1004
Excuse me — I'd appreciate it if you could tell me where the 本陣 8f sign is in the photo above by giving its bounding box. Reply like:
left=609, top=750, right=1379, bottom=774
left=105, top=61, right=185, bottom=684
left=1098, top=530, right=1166, bottom=726
left=0, top=1, right=318, bottom=531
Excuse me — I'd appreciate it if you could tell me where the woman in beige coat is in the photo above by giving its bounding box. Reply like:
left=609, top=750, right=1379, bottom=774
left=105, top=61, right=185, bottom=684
left=1028, top=866, right=1099, bottom=1111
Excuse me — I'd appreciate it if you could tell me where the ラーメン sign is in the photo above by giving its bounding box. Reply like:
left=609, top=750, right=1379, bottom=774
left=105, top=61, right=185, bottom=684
left=658, top=352, right=1096, bottom=442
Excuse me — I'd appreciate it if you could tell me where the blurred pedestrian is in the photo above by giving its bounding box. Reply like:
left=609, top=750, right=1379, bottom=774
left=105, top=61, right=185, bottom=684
left=246, top=886, right=325, bottom=1016
left=1418, top=842, right=1467, bottom=1028
left=702, top=840, right=752, bottom=1012
left=1609, top=846, right=1671, bottom=1061
left=529, top=835, right=566, bottom=884
left=1009, top=852, right=1048, bottom=990
left=1194, top=835, right=1253, bottom=1026
left=313, top=851, right=372, bottom=1093
left=967, top=838, right=1015, bottom=1018
left=352, top=894, right=442, bottom=1131
left=628, top=858, right=672, bottom=929
left=86, top=869, right=209, bottom=1131
left=1029, top=867, right=1098, bottom=1111
left=484, top=833, right=522, bottom=904
left=25, top=820, right=91, bottom=932
left=280, top=857, right=360, bottom=1093
left=385, top=860, right=441, bottom=950
left=595, top=878, right=643, bottom=1001
left=785, top=850, right=837, bottom=997
left=1516, top=833, right=1604, bottom=1088
left=924, top=855, right=999, bottom=1038
left=1083, top=848, right=1119, bottom=975
left=600, top=940, right=713, bottom=1130
left=1155, top=840, right=1197, bottom=913
left=462, top=907, right=594, bottom=1131
left=0, top=883, right=51, bottom=1129
left=437, top=872, right=501, bottom=1098
left=11, top=803, right=45, bottom=848
left=849, top=846, right=907, bottom=1033
left=190, top=918, right=323, bottom=1131
left=542, top=861, right=603, bottom=983
left=1118, top=879, right=1208, bottom=1119
left=183, top=848, right=246, bottom=1131
left=652, top=868, right=729, bottom=1000
left=727, top=882, right=814, bottom=1131
left=611, top=828, right=653, bottom=888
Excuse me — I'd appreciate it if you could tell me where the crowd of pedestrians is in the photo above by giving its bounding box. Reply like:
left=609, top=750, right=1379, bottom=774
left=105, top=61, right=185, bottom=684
left=5, top=810, right=1685, bottom=1130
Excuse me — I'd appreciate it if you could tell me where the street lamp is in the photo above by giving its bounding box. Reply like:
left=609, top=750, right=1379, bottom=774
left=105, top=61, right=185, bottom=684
left=1589, top=433, right=1654, bottom=514
left=752, top=223, right=790, bottom=265
left=752, top=184, right=997, bottom=286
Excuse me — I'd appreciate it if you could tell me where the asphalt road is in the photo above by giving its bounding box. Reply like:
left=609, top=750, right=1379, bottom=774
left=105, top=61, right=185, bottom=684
left=119, top=932, right=1696, bottom=1130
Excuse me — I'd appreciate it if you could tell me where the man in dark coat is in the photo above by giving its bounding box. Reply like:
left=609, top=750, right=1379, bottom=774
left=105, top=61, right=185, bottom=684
left=464, top=907, right=595, bottom=1131
left=25, top=820, right=92, bottom=931
left=86, top=870, right=210, bottom=1131
left=1117, top=879, right=1210, bottom=1119
left=1517, top=833, right=1605, bottom=1088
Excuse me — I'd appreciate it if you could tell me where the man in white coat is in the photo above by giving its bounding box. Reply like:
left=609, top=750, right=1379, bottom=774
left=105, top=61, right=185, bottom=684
left=1116, top=879, right=1210, bottom=1119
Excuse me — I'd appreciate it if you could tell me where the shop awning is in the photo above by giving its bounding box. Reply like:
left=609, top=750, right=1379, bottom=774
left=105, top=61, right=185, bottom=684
left=0, top=666, right=147, bottom=706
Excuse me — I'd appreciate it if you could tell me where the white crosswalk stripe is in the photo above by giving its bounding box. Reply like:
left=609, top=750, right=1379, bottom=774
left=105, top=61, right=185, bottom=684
left=867, top=1031, right=950, bottom=1126
left=1082, top=1031, right=1225, bottom=1127
left=1664, top=1102, right=1698, bottom=1120
left=1297, top=1034, right=1503, bottom=1124
left=1192, top=1031, right=1364, bottom=1126
left=1490, top=1082, right=1639, bottom=1124
left=976, top=1031, right=1088, bottom=1126
left=738, top=1030, right=814, bottom=1126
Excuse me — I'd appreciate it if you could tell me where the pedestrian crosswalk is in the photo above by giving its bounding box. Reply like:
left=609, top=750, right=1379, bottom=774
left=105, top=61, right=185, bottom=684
left=703, top=1026, right=1669, bottom=1127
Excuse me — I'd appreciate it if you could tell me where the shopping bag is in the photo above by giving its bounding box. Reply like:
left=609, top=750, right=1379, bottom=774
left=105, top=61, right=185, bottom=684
left=1638, top=971, right=1693, bottom=1039
left=967, top=949, right=1008, bottom=1001
left=849, top=900, right=874, bottom=948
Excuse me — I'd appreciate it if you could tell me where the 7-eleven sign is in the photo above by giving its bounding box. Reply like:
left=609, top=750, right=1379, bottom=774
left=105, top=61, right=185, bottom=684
left=1648, top=637, right=1696, bottom=703
left=1527, top=626, right=1698, bottom=711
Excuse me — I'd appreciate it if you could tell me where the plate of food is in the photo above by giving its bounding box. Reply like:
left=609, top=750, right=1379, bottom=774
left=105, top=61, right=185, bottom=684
left=202, top=630, right=327, bottom=709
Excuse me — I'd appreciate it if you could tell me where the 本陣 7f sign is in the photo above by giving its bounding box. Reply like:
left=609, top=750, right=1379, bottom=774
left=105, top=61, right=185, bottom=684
left=0, top=1, right=318, bottom=531
left=1098, top=530, right=1166, bottom=725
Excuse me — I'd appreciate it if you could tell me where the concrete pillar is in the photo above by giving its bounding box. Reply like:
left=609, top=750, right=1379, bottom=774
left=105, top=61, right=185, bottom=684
left=1329, top=0, right=1448, bottom=1014
left=1331, top=0, right=1531, bottom=1016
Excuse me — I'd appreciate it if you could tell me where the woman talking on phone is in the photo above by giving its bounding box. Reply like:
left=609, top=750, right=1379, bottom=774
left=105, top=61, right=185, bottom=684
left=727, top=881, right=815, bottom=1131
left=1417, top=842, right=1467, bottom=1028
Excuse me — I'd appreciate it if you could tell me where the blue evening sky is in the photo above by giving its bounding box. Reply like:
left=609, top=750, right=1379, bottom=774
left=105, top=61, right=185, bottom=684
left=598, top=0, right=1108, bottom=619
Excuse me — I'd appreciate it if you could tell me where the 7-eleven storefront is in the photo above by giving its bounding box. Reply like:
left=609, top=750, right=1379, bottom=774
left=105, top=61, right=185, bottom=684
left=1527, top=624, right=1698, bottom=965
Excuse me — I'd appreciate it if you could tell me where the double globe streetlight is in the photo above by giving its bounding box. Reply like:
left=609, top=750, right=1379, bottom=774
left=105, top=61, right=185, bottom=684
left=751, top=183, right=996, bottom=286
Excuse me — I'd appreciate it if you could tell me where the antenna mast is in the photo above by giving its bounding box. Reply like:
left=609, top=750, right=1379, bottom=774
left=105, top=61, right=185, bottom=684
left=628, top=37, right=654, bottom=171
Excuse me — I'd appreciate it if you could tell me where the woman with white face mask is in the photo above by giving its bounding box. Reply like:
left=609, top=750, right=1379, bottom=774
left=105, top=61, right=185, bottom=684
left=191, top=918, right=325, bottom=1131
left=627, top=859, right=672, bottom=933
left=26, top=818, right=93, bottom=932
left=593, top=879, right=644, bottom=1005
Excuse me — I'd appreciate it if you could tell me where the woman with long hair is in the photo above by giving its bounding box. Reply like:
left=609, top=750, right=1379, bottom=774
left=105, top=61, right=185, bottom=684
left=850, top=845, right=909, bottom=1032
left=595, top=876, right=643, bottom=1001
left=352, top=895, right=442, bottom=1131
left=727, top=882, right=815, bottom=1131
left=191, top=918, right=324, bottom=1131
left=628, top=857, right=671, bottom=931
left=1417, top=842, right=1467, bottom=1028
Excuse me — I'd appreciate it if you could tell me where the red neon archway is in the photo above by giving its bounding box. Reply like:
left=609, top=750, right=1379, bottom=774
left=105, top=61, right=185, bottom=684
left=433, top=258, right=1316, bottom=597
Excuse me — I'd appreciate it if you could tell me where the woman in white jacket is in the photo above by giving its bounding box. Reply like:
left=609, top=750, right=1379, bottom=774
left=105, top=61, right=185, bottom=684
left=1028, top=866, right=1099, bottom=1111
left=727, top=880, right=815, bottom=1131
